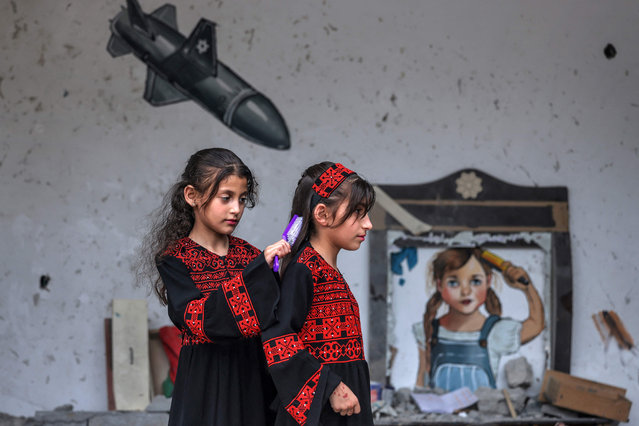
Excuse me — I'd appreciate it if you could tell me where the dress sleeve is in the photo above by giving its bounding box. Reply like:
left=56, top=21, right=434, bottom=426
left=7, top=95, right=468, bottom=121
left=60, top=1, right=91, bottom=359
left=412, top=321, right=426, bottom=350
left=158, top=253, right=280, bottom=342
left=487, top=318, right=523, bottom=375
left=261, top=262, right=342, bottom=426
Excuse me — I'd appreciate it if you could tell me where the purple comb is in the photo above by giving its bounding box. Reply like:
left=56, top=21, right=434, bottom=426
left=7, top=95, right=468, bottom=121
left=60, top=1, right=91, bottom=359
left=273, top=214, right=303, bottom=272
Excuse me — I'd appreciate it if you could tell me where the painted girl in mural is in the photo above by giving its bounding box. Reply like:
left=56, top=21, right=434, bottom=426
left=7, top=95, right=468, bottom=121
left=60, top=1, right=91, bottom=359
left=413, top=247, right=545, bottom=392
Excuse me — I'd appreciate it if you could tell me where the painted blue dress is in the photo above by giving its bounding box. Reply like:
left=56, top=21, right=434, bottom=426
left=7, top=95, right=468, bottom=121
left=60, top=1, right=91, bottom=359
left=413, top=316, right=521, bottom=392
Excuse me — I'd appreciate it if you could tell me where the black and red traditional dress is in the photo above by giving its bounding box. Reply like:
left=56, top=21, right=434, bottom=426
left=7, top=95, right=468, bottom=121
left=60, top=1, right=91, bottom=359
left=262, top=242, right=373, bottom=426
left=157, top=236, right=280, bottom=426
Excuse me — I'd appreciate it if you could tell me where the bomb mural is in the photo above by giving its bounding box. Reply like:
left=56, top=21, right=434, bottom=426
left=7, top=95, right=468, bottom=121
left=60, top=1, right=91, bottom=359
left=107, top=0, right=290, bottom=150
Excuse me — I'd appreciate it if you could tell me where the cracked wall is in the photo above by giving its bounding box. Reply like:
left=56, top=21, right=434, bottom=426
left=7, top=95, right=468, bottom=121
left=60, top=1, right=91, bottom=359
left=1, top=0, right=638, bottom=422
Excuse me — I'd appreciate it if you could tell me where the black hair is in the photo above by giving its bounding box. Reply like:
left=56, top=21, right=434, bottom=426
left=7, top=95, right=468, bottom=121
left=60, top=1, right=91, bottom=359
left=280, top=161, right=375, bottom=273
left=137, top=148, right=258, bottom=305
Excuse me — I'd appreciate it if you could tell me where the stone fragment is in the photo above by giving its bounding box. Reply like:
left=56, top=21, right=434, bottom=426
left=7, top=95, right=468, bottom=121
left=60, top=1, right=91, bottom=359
left=89, top=412, right=169, bottom=426
left=475, top=386, right=527, bottom=416
left=504, top=356, right=533, bottom=388
left=392, top=387, right=412, bottom=405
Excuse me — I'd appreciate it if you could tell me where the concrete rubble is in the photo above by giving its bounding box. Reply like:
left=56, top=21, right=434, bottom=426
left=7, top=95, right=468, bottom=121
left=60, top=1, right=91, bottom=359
left=0, top=389, right=613, bottom=426
left=371, top=386, right=612, bottom=425
left=504, top=356, right=534, bottom=389
left=0, top=398, right=170, bottom=426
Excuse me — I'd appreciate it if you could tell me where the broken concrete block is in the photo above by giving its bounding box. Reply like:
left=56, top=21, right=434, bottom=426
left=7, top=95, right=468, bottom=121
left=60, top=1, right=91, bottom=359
left=33, top=411, right=96, bottom=425
left=89, top=412, right=169, bottom=426
left=392, top=387, right=412, bottom=405
left=504, top=356, right=533, bottom=388
left=145, top=395, right=171, bottom=413
left=475, top=386, right=527, bottom=416
left=475, top=387, right=510, bottom=416
left=0, top=412, right=29, bottom=426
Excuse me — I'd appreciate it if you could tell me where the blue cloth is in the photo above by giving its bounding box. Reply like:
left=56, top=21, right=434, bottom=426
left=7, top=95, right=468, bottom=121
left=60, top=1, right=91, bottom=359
left=429, top=315, right=500, bottom=392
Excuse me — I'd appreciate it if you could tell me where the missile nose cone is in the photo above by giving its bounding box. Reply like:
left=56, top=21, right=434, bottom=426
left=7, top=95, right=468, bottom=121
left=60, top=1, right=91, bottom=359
left=229, top=94, right=290, bottom=150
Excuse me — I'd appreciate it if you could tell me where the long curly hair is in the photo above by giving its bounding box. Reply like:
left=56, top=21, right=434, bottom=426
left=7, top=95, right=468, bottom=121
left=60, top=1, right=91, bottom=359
left=136, top=148, right=258, bottom=305
left=279, top=161, right=376, bottom=274
left=422, top=247, right=501, bottom=374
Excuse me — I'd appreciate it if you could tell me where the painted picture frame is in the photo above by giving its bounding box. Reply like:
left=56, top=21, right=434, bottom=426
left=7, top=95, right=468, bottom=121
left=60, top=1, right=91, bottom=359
left=367, top=169, right=572, bottom=394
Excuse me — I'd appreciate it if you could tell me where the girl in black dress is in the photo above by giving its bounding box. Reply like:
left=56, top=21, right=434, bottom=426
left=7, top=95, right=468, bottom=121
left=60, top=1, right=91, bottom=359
left=262, top=162, right=376, bottom=426
left=140, top=147, right=290, bottom=425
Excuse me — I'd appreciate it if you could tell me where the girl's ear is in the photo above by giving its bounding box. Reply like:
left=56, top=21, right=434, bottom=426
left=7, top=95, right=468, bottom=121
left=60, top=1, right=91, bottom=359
left=184, top=185, right=199, bottom=207
left=436, top=279, right=442, bottom=291
left=486, top=273, right=492, bottom=287
left=312, top=203, right=330, bottom=227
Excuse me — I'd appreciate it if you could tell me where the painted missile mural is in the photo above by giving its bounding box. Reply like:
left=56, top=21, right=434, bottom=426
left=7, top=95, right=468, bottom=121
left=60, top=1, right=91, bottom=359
left=107, top=0, right=290, bottom=150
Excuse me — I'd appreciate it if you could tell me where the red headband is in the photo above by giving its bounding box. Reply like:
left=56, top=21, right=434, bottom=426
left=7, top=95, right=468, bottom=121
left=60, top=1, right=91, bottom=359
left=312, top=163, right=355, bottom=198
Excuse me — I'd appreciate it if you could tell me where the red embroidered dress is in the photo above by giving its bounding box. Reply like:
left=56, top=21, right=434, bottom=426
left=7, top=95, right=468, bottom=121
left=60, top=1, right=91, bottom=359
left=157, top=236, right=279, bottom=426
left=262, top=243, right=373, bottom=426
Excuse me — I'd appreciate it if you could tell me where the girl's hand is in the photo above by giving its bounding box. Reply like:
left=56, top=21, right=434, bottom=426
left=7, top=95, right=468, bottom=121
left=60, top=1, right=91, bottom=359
left=502, top=262, right=531, bottom=290
left=263, top=239, right=291, bottom=267
left=329, top=382, right=361, bottom=416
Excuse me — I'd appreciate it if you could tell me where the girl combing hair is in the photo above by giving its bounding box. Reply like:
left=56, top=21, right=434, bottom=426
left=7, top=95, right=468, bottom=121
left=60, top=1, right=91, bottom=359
left=140, top=147, right=290, bottom=425
left=414, top=246, right=544, bottom=392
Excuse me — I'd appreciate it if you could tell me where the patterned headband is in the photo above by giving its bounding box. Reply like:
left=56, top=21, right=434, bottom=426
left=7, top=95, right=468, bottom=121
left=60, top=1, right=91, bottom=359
left=311, top=163, right=355, bottom=202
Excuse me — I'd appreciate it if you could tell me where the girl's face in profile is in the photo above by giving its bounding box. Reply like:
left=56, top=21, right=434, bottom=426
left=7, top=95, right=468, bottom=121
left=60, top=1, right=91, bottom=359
left=319, top=199, right=372, bottom=252
left=437, top=256, right=491, bottom=316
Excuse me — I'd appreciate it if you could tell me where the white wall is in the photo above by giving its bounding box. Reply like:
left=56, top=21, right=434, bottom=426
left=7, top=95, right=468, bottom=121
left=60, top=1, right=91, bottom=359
left=1, top=0, right=638, bottom=422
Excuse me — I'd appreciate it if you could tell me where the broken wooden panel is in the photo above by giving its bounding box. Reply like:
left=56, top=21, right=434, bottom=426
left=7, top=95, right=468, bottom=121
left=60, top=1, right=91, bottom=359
left=112, top=299, right=150, bottom=411
left=539, top=369, right=631, bottom=422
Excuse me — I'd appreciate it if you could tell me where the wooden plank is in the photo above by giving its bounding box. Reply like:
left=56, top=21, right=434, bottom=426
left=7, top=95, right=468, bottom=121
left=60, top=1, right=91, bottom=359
left=539, top=369, right=631, bottom=422
left=104, top=318, right=115, bottom=411
left=112, top=299, right=150, bottom=411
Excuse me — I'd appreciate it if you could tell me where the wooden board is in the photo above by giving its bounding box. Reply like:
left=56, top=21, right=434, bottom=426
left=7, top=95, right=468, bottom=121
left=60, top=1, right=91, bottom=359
left=539, top=369, right=631, bottom=422
left=104, top=318, right=115, bottom=410
left=112, top=299, right=150, bottom=411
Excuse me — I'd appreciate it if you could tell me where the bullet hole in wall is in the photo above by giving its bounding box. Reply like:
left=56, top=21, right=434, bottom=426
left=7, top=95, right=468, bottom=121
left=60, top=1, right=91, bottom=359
left=604, top=43, right=617, bottom=59
left=40, top=274, right=51, bottom=290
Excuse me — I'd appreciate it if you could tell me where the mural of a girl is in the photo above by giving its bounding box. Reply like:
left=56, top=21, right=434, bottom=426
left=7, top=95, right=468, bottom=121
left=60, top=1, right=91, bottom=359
left=413, top=246, right=545, bottom=392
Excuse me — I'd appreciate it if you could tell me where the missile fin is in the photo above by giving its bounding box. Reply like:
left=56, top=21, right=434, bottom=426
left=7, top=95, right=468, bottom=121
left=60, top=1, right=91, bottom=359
left=106, top=34, right=132, bottom=57
left=143, top=68, right=190, bottom=106
left=126, top=0, right=151, bottom=35
left=150, top=4, right=178, bottom=30
left=182, top=19, right=217, bottom=76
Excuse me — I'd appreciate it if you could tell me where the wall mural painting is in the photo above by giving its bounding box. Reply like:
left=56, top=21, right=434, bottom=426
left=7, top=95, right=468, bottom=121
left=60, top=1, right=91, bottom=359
left=390, top=238, right=548, bottom=395
left=368, top=169, right=573, bottom=397
left=107, top=0, right=290, bottom=150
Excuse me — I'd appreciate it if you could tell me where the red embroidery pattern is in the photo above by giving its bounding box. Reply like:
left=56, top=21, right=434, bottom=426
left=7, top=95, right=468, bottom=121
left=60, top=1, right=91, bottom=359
left=184, top=296, right=212, bottom=343
left=222, top=273, right=261, bottom=338
left=285, top=366, right=323, bottom=425
left=182, top=333, right=212, bottom=346
left=163, top=236, right=261, bottom=345
left=305, top=339, right=363, bottom=363
left=312, top=163, right=354, bottom=198
left=298, top=312, right=361, bottom=340
left=263, top=333, right=304, bottom=367
left=295, top=246, right=365, bottom=364
left=297, top=251, right=341, bottom=282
